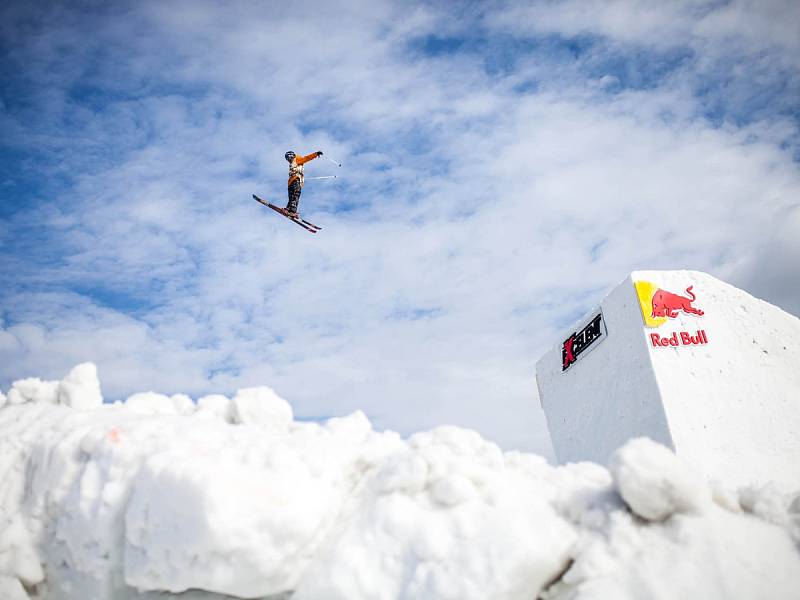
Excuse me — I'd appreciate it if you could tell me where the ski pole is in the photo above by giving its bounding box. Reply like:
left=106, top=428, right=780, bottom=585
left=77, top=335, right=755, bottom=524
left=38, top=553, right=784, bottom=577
left=306, top=175, right=338, bottom=180
left=325, top=155, right=342, bottom=167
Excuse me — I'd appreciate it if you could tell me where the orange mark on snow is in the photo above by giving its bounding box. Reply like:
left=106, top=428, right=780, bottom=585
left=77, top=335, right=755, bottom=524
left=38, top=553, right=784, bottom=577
left=108, top=428, right=121, bottom=444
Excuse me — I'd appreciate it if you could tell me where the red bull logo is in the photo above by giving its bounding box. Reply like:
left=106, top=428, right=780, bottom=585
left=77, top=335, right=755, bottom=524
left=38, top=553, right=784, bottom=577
left=633, top=280, right=709, bottom=348
left=651, top=285, right=704, bottom=319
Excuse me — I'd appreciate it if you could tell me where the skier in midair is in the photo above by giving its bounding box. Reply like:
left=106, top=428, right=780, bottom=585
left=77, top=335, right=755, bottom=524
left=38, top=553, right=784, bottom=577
left=284, top=150, right=323, bottom=216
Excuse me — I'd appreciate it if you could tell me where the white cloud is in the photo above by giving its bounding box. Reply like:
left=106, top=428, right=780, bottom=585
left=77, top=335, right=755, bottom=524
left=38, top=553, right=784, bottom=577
left=490, top=0, right=800, bottom=59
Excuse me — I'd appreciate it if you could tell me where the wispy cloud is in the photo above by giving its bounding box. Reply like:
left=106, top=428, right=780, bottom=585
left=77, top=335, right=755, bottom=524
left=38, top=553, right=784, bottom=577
left=2, top=0, right=798, bottom=456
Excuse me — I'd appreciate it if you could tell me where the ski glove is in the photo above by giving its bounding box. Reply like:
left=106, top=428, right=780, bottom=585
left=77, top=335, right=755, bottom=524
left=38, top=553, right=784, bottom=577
left=316, top=151, right=323, bottom=156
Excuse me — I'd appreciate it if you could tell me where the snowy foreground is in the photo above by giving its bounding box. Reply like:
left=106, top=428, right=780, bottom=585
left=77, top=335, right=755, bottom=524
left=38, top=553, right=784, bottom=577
left=1, top=364, right=799, bottom=600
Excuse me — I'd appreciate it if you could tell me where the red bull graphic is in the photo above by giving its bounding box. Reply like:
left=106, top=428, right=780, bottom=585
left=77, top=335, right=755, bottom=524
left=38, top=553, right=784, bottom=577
left=633, top=280, right=710, bottom=349
left=651, top=285, right=704, bottom=319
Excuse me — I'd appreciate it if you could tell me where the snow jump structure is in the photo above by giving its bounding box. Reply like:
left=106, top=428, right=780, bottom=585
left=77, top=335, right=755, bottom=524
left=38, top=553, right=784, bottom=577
left=535, top=270, right=800, bottom=491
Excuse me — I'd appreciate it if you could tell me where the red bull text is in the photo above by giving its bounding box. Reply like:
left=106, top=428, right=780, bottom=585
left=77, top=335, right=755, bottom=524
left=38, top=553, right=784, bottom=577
left=633, top=280, right=710, bottom=349
left=650, top=329, right=708, bottom=348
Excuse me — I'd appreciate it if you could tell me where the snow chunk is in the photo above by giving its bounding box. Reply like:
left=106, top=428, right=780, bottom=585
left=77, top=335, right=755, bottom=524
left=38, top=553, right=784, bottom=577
left=546, top=504, right=800, bottom=600
left=8, top=363, right=103, bottom=410
left=123, top=392, right=179, bottom=416
left=324, top=410, right=371, bottom=439
left=7, top=377, right=58, bottom=405
left=374, top=453, right=428, bottom=495
left=170, top=393, right=194, bottom=415
left=609, top=437, right=710, bottom=521
left=709, top=478, right=741, bottom=514
left=0, top=576, right=29, bottom=600
left=230, top=386, right=292, bottom=432
left=0, top=510, right=44, bottom=586
left=56, top=363, right=103, bottom=410
left=431, top=473, right=477, bottom=506
left=195, top=394, right=232, bottom=422
left=123, top=413, right=380, bottom=598
left=790, top=495, right=800, bottom=543
left=294, top=426, right=577, bottom=600
left=125, top=453, right=327, bottom=596
left=739, top=483, right=795, bottom=530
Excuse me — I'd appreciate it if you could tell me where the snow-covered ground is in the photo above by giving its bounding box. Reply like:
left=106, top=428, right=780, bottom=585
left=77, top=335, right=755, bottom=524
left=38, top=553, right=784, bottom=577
left=1, top=364, right=799, bottom=600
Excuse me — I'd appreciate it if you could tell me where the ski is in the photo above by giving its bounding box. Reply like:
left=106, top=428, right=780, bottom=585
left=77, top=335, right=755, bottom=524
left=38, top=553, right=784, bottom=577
left=252, top=195, right=321, bottom=233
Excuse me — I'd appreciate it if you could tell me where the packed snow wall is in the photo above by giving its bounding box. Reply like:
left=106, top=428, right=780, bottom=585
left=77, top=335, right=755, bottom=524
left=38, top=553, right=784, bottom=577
left=2, top=364, right=800, bottom=600
left=536, top=270, right=800, bottom=491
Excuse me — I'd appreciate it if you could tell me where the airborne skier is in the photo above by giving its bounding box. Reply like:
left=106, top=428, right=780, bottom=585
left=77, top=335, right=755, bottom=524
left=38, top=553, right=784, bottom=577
left=252, top=148, right=337, bottom=233
left=284, top=150, right=323, bottom=216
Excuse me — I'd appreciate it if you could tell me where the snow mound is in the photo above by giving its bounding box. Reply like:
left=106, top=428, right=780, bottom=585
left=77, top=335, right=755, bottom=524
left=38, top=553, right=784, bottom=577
left=230, top=386, right=293, bottom=431
left=1, top=364, right=799, bottom=600
left=294, top=427, right=576, bottom=600
left=7, top=377, right=59, bottom=405
left=196, top=394, right=232, bottom=421
left=5, top=363, right=102, bottom=410
left=56, top=362, right=103, bottom=409
left=609, top=437, right=710, bottom=521
left=0, top=510, right=43, bottom=587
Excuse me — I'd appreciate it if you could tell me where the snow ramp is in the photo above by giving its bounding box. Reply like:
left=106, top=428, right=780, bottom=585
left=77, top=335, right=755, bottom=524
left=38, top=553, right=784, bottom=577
left=536, top=270, right=800, bottom=492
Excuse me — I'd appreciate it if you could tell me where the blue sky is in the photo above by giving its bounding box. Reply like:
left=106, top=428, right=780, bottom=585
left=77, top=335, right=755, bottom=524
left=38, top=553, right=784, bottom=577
left=2, top=0, right=799, bottom=456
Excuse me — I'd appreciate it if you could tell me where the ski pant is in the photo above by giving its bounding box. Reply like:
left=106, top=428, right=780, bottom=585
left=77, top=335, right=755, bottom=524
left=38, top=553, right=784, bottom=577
left=286, top=180, right=302, bottom=213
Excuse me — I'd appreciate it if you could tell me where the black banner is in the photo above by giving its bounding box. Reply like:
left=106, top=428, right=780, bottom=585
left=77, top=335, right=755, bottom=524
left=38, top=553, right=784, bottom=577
left=562, top=313, right=605, bottom=371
